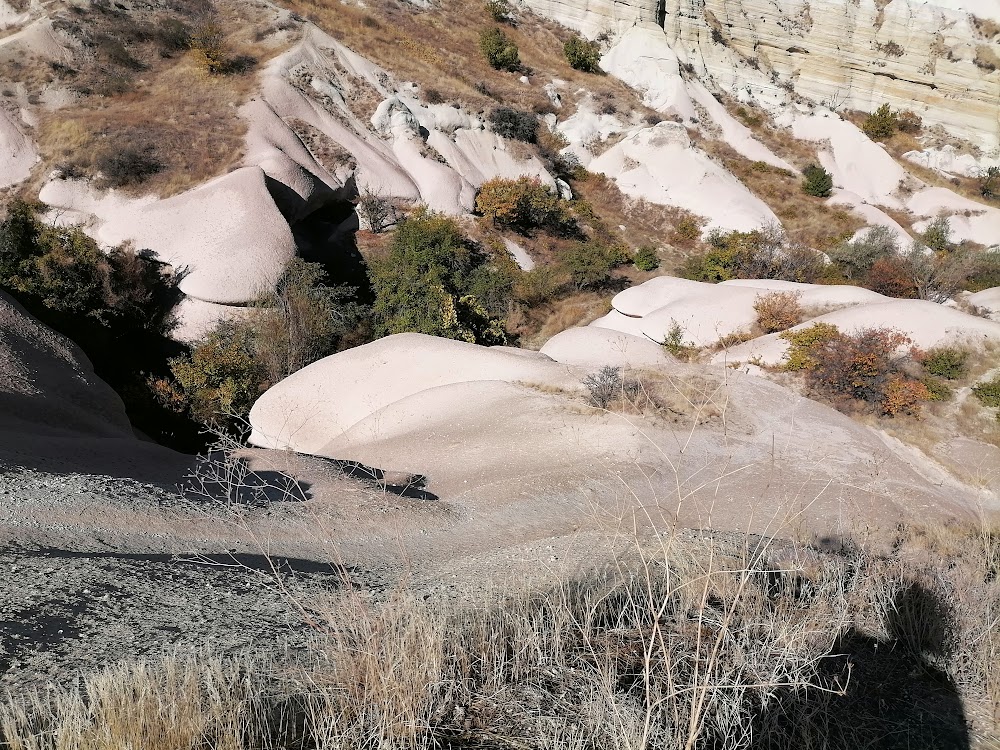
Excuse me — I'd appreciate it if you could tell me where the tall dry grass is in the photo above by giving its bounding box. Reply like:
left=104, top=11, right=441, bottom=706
left=1, top=515, right=996, bottom=749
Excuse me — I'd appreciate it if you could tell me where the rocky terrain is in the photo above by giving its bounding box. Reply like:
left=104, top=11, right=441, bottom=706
left=0, top=0, right=999, bottom=745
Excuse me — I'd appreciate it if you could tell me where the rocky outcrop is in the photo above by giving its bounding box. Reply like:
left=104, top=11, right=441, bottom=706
left=523, top=0, right=1000, bottom=151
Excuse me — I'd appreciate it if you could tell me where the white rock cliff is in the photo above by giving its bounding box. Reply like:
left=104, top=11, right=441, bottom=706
left=523, top=0, right=1000, bottom=151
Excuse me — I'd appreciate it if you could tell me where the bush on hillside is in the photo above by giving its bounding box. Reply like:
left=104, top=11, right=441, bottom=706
left=896, top=109, right=923, bottom=134
left=582, top=365, right=639, bottom=408
left=681, top=224, right=824, bottom=283
left=780, top=322, right=841, bottom=371
left=563, top=35, right=602, bottom=73
left=827, top=225, right=899, bottom=280
left=919, top=217, right=953, bottom=253
left=801, top=164, right=833, bottom=197
left=96, top=145, right=163, bottom=188
left=866, top=256, right=918, bottom=298
left=369, top=211, right=512, bottom=345
left=488, top=107, right=538, bottom=143
left=862, top=104, right=898, bottom=140
left=559, top=240, right=629, bottom=290
left=972, top=374, right=1000, bottom=408
left=802, top=326, right=930, bottom=416
left=475, top=177, right=575, bottom=235
left=0, top=199, right=190, bottom=444
left=633, top=245, right=660, bottom=271
left=979, top=165, right=1000, bottom=200
left=921, top=346, right=969, bottom=380
left=480, top=27, right=520, bottom=71
left=753, top=291, right=803, bottom=333
left=164, top=259, right=367, bottom=429
left=485, top=0, right=514, bottom=23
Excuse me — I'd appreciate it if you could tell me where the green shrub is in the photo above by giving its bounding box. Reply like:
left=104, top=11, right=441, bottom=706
left=165, top=259, right=367, bottom=429
left=488, top=107, right=538, bottom=143
left=979, top=166, right=1000, bottom=200
left=475, top=177, right=574, bottom=235
left=922, top=346, right=969, bottom=379
left=563, top=35, right=602, bottom=73
left=862, top=104, right=898, bottom=140
left=663, top=320, right=698, bottom=360
left=921, top=376, right=953, bottom=402
left=827, top=225, right=898, bottom=280
left=919, top=216, right=953, bottom=253
left=560, top=241, right=627, bottom=290
left=485, top=0, right=513, bottom=23
left=780, top=322, right=840, bottom=371
left=370, top=211, right=510, bottom=344
left=480, top=27, right=520, bottom=71
left=802, top=164, right=833, bottom=198
left=633, top=245, right=660, bottom=271
left=680, top=225, right=823, bottom=283
left=972, top=375, right=1000, bottom=408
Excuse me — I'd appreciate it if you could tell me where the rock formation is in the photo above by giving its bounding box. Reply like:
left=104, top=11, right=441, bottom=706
left=524, top=0, right=1000, bottom=151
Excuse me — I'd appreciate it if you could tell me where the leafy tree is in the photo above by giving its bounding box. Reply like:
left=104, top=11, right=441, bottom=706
left=633, top=245, right=660, bottom=271
left=802, top=164, right=833, bottom=197
left=488, top=107, right=538, bottom=143
left=165, top=259, right=367, bottom=429
left=828, top=225, right=898, bottom=280
left=475, top=177, right=574, bottom=235
left=370, top=212, right=510, bottom=344
left=862, top=104, right=898, bottom=140
left=919, top=217, right=953, bottom=253
left=480, top=27, right=520, bottom=71
left=564, top=35, right=602, bottom=73
left=559, top=241, right=627, bottom=290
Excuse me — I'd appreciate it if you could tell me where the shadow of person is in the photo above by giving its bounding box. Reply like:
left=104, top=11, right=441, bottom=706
left=750, top=580, right=970, bottom=749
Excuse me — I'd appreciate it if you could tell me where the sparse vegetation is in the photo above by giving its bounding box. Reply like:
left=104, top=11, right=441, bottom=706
left=485, top=0, right=514, bottom=24
left=582, top=365, right=639, bottom=407
left=355, top=186, right=398, bottom=234
left=1, top=519, right=995, bottom=749
left=563, top=34, right=602, bottom=73
left=681, top=224, right=824, bottom=283
left=979, top=165, right=1000, bottom=200
left=663, top=319, right=698, bottom=360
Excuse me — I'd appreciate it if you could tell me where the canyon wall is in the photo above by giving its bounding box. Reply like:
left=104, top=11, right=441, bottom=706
left=524, top=0, right=1000, bottom=151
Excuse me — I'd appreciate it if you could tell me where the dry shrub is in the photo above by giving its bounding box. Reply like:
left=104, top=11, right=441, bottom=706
left=803, top=327, right=931, bottom=416
left=753, top=290, right=803, bottom=333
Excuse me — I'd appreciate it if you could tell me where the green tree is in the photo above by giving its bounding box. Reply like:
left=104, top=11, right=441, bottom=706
left=560, top=241, right=628, bottom=290
left=633, top=245, right=660, bottom=271
left=370, top=212, right=510, bottom=344
left=480, top=27, right=520, bottom=71
left=564, top=35, right=602, bottom=73
left=802, top=164, right=833, bottom=197
left=862, top=104, right=898, bottom=140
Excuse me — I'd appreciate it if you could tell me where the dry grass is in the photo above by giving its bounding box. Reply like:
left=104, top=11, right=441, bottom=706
left=515, top=289, right=613, bottom=349
left=1, top=516, right=996, bottom=749
left=696, top=136, right=865, bottom=250
left=571, top=172, right=706, bottom=263
left=14, top=0, right=288, bottom=198
left=279, top=0, right=644, bottom=117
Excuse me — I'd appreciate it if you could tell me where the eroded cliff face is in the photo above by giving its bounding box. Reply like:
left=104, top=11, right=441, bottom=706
left=524, top=0, right=1000, bottom=151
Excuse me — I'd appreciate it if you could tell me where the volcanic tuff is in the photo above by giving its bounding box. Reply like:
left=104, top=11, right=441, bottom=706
left=524, top=0, right=1000, bottom=150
